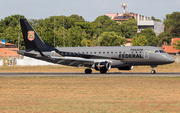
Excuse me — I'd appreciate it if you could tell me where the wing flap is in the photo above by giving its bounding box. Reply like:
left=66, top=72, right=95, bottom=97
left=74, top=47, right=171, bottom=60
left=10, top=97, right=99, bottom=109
left=51, top=56, right=95, bottom=63
left=51, top=56, right=113, bottom=67
left=51, top=56, right=95, bottom=67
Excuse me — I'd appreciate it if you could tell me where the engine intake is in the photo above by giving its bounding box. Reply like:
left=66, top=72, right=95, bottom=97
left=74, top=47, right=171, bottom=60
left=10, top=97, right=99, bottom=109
left=118, top=65, right=133, bottom=70
left=94, top=61, right=111, bottom=72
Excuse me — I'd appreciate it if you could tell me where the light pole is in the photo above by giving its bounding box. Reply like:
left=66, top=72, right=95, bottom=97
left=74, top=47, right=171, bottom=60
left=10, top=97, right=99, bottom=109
left=54, top=16, right=56, bottom=47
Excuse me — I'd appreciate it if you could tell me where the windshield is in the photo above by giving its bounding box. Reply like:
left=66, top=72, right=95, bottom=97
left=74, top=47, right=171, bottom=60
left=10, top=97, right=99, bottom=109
left=154, top=50, right=166, bottom=53
left=159, top=50, right=166, bottom=53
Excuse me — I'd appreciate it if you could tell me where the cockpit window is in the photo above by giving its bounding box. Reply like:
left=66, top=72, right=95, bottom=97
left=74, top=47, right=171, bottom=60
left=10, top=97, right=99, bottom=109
left=159, top=50, right=166, bottom=53
left=155, top=50, right=159, bottom=53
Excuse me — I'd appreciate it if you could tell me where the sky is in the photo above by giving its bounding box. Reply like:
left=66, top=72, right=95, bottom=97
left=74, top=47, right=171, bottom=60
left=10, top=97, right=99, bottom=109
left=0, top=0, right=180, bottom=22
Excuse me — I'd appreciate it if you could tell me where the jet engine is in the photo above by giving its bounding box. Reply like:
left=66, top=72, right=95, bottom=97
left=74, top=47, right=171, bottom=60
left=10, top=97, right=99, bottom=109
left=118, top=65, right=133, bottom=70
left=93, top=61, right=111, bottom=73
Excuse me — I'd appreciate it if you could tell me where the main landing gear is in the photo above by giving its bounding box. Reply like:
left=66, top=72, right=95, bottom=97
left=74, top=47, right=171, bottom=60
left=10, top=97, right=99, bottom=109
left=100, top=70, right=107, bottom=74
left=85, top=68, right=92, bottom=74
left=151, top=65, right=157, bottom=74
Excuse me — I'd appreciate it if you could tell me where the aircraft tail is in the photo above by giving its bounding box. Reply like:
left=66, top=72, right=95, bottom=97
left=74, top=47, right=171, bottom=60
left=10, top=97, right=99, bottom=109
left=20, top=19, right=53, bottom=50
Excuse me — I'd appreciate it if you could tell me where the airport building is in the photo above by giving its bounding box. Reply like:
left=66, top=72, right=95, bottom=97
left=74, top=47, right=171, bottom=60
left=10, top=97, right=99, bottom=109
left=138, top=20, right=164, bottom=36
left=105, top=13, right=150, bottom=23
left=105, top=2, right=164, bottom=36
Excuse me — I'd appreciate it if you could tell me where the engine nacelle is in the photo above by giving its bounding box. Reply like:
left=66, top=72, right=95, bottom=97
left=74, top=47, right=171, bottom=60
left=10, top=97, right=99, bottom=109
left=93, top=61, right=111, bottom=71
left=118, top=65, right=133, bottom=70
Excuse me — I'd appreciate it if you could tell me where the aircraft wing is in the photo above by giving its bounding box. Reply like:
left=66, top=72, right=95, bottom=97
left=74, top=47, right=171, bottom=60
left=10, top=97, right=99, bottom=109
left=50, top=56, right=112, bottom=67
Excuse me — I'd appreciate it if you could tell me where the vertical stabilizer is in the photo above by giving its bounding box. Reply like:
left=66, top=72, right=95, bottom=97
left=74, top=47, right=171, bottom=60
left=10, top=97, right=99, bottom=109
left=20, top=19, right=53, bottom=50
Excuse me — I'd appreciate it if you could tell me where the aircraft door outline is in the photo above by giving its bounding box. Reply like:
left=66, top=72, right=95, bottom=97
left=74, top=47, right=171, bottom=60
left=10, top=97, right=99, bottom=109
left=144, top=49, right=149, bottom=59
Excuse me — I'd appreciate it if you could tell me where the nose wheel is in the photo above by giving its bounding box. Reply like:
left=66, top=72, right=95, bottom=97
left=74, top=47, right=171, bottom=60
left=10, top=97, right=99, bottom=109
left=151, top=70, right=156, bottom=74
left=151, top=65, right=157, bottom=74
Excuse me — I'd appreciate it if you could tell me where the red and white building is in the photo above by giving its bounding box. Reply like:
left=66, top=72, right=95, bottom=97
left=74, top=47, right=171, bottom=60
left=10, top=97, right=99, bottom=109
left=105, top=13, right=150, bottom=23
left=105, top=2, right=164, bottom=36
left=0, top=41, right=18, bottom=57
left=162, top=38, right=180, bottom=55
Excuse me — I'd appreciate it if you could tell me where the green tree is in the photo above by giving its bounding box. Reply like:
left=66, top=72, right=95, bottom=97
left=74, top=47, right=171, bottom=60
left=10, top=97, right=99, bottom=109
left=0, top=14, right=26, bottom=49
left=67, top=26, right=84, bottom=47
left=119, top=18, right=137, bottom=38
left=164, top=12, right=180, bottom=37
left=99, top=32, right=126, bottom=46
left=138, top=28, right=159, bottom=46
left=81, top=38, right=92, bottom=47
left=75, top=22, right=95, bottom=39
left=173, top=41, right=180, bottom=49
left=132, top=36, right=148, bottom=46
left=158, top=32, right=172, bottom=46
left=91, top=15, right=119, bottom=36
left=151, top=16, right=161, bottom=22
left=70, top=14, right=85, bottom=22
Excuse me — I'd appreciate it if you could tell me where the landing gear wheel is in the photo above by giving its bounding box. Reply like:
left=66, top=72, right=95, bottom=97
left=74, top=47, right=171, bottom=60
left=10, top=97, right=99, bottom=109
left=151, top=70, right=156, bottom=74
left=85, top=69, right=92, bottom=74
left=100, top=70, right=107, bottom=74
left=150, top=65, right=157, bottom=74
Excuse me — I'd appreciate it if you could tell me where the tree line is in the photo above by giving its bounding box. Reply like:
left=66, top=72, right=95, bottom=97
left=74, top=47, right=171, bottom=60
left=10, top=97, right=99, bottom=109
left=0, top=12, right=180, bottom=49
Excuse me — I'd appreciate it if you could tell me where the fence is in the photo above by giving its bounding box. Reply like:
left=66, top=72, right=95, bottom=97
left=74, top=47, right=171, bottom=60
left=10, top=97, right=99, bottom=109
left=0, top=56, right=57, bottom=66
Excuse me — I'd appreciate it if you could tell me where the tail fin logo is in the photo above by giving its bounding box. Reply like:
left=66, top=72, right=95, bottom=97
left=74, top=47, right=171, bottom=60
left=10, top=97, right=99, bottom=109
left=28, top=31, right=35, bottom=41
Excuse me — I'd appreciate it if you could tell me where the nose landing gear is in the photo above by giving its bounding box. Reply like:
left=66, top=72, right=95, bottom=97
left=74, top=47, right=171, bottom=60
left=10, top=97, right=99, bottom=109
left=151, top=70, right=156, bottom=74
left=151, top=65, right=157, bottom=74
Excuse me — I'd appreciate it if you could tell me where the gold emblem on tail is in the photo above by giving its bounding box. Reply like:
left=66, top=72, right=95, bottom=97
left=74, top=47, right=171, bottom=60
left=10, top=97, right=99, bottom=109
left=28, top=31, right=35, bottom=41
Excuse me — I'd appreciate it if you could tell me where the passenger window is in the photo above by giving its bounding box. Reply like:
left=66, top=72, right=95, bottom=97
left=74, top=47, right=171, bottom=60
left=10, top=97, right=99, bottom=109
left=90, top=52, right=92, bottom=54
left=111, top=52, right=113, bottom=54
left=99, top=52, right=101, bottom=54
left=86, top=52, right=88, bottom=54
left=94, top=52, right=96, bottom=54
left=103, top=52, right=105, bottom=54
left=115, top=52, right=117, bottom=54
left=119, top=52, right=121, bottom=54
left=107, top=52, right=109, bottom=54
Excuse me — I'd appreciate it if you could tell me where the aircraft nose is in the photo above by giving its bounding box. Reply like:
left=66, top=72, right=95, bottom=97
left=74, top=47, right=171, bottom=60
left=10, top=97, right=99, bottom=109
left=166, top=56, right=175, bottom=63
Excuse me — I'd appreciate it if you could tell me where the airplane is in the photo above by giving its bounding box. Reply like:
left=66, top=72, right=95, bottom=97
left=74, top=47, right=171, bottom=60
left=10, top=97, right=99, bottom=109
left=14, top=19, right=175, bottom=74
